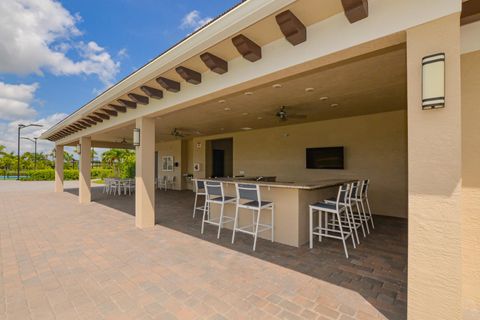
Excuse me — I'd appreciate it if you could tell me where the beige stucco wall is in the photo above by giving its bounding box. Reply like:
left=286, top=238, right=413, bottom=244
left=461, top=49, right=480, bottom=319
left=191, top=110, right=407, bottom=218
left=406, top=14, right=462, bottom=320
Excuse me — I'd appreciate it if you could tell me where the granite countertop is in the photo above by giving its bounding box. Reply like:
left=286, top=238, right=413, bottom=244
left=210, top=178, right=352, bottom=190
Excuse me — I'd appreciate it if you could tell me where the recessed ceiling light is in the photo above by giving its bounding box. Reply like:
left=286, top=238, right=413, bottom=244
left=218, top=99, right=226, bottom=104
left=224, top=107, right=231, bottom=111
left=319, top=96, right=329, bottom=101
left=242, top=112, right=249, bottom=116
left=257, top=116, right=263, bottom=120
left=272, top=84, right=282, bottom=89
left=244, top=91, right=254, bottom=96
left=305, top=87, right=315, bottom=92
left=241, top=127, right=252, bottom=130
left=330, top=103, right=339, bottom=107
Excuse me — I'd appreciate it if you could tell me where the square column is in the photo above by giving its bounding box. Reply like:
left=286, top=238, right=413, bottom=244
left=54, top=145, right=64, bottom=193
left=406, top=13, right=462, bottom=320
left=135, top=117, right=156, bottom=228
left=79, top=136, right=91, bottom=204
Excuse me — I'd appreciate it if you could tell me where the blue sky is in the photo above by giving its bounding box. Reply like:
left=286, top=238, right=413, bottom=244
left=0, top=0, right=239, bottom=153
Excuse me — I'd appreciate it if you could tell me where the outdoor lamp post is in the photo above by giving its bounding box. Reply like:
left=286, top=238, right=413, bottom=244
left=17, top=123, right=43, bottom=180
left=21, top=137, right=39, bottom=171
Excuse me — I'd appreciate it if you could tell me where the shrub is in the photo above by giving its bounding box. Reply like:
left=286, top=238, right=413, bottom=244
left=19, top=168, right=114, bottom=181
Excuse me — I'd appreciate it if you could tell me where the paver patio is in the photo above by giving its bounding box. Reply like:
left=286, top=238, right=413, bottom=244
left=1, top=181, right=388, bottom=319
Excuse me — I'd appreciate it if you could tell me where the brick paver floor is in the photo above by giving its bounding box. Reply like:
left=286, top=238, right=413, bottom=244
left=1, top=181, right=388, bottom=319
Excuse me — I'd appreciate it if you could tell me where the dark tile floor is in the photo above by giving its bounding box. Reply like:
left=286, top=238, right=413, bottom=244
left=69, top=186, right=408, bottom=320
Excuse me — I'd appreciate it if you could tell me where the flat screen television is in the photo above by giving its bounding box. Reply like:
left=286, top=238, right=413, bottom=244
left=306, top=147, right=344, bottom=169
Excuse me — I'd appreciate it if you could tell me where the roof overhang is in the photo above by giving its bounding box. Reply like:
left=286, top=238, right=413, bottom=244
left=41, top=0, right=461, bottom=144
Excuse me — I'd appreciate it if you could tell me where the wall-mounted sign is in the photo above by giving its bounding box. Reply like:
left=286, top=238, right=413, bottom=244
left=193, top=163, right=201, bottom=172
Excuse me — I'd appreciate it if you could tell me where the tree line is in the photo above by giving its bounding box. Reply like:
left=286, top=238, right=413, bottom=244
left=0, top=145, right=135, bottom=179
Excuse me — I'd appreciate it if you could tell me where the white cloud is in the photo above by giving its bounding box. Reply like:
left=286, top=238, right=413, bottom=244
left=0, top=82, right=38, bottom=120
left=0, top=113, right=67, bottom=154
left=0, top=0, right=120, bottom=86
left=180, top=10, right=212, bottom=31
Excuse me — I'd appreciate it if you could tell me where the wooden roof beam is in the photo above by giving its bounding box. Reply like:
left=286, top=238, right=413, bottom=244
left=102, top=108, right=118, bottom=117
left=156, top=77, right=180, bottom=93
left=140, top=86, right=163, bottom=99
left=462, top=0, right=480, bottom=25
left=200, top=52, right=228, bottom=74
left=232, top=34, right=262, bottom=62
left=109, top=104, right=127, bottom=113
left=83, top=118, right=96, bottom=125
left=127, top=93, right=149, bottom=105
left=117, top=99, right=137, bottom=109
left=78, top=121, right=91, bottom=127
left=176, top=66, right=202, bottom=85
left=94, top=112, right=110, bottom=120
left=88, top=115, right=103, bottom=123
left=275, top=10, right=306, bottom=46
left=341, top=0, right=368, bottom=23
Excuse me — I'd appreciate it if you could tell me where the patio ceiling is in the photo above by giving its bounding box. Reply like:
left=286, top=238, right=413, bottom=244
left=91, top=44, right=406, bottom=144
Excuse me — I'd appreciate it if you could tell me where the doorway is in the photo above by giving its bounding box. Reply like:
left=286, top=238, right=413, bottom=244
left=207, top=138, right=233, bottom=178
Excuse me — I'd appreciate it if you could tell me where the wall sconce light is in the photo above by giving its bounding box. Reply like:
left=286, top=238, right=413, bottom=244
left=76, top=144, right=81, bottom=154
left=422, top=53, right=445, bottom=110
left=133, top=128, right=141, bottom=146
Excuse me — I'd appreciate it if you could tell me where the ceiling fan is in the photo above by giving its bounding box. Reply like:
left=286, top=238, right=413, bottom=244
left=159, top=128, right=201, bottom=139
left=275, top=106, right=307, bottom=121
left=116, top=137, right=131, bottom=144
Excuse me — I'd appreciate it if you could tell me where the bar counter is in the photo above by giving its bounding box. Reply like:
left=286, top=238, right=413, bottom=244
left=205, top=178, right=352, bottom=247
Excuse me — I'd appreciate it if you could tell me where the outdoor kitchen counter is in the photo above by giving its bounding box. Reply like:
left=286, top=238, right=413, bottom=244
left=204, top=178, right=353, bottom=247
left=214, top=177, right=351, bottom=190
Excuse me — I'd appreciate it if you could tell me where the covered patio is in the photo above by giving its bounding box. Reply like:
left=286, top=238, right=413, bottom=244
left=39, top=1, right=479, bottom=319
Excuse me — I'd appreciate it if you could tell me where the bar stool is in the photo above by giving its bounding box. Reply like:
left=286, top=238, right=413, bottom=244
left=201, top=181, right=236, bottom=238
left=192, top=179, right=206, bottom=218
left=231, top=183, right=274, bottom=251
left=351, top=180, right=370, bottom=234
left=309, top=184, right=355, bottom=258
left=324, top=181, right=362, bottom=244
left=360, top=179, right=375, bottom=229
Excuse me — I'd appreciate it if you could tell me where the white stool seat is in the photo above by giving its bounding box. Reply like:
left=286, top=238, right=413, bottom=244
left=201, top=180, right=236, bottom=239
left=309, top=184, right=356, bottom=258
left=232, top=183, right=274, bottom=251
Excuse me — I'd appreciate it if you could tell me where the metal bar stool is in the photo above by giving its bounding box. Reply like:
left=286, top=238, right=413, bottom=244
left=309, top=184, right=355, bottom=258
left=351, top=180, right=371, bottom=234
left=231, top=183, right=274, bottom=251
left=361, top=179, right=374, bottom=229
left=201, top=180, right=236, bottom=238
left=324, top=181, right=362, bottom=244
left=192, top=179, right=206, bottom=218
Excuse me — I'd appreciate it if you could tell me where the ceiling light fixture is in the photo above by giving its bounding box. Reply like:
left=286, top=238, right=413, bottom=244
left=218, top=99, right=226, bottom=104
left=319, top=96, right=329, bottom=101
left=224, top=107, right=231, bottom=111
left=242, top=112, right=249, bottom=116
left=257, top=116, right=263, bottom=120
left=241, top=127, right=252, bottom=130
left=330, top=103, right=339, bottom=107
left=305, top=87, right=315, bottom=92
left=272, top=84, right=282, bottom=88
left=244, top=91, right=254, bottom=96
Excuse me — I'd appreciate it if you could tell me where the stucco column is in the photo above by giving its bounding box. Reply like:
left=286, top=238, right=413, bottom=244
left=135, top=117, right=156, bottom=228
left=79, top=136, right=91, bottom=204
left=406, top=13, right=462, bottom=320
left=54, top=145, right=64, bottom=193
